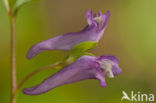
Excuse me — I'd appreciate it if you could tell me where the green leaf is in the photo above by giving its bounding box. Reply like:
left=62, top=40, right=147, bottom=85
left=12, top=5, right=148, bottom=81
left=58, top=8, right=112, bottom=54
left=84, top=52, right=95, bottom=56
left=13, top=0, right=38, bottom=16
left=70, top=41, right=97, bottom=55
left=65, top=41, right=97, bottom=64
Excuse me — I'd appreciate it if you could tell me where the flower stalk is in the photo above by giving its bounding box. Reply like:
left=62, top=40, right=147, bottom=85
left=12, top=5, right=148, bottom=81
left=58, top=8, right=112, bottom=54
left=18, top=62, right=63, bottom=90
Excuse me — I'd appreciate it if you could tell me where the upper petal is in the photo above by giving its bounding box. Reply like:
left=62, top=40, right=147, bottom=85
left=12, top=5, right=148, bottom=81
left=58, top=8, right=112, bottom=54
left=27, top=9, right=111, bottom=59
left=26, top=30, right=97, bottom=59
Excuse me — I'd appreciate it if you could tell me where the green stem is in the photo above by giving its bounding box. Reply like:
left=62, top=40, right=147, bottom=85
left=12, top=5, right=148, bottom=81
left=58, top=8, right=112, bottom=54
left=3, top=0, right=17, bottom=103
left=10, top=15, right=17, bottom=103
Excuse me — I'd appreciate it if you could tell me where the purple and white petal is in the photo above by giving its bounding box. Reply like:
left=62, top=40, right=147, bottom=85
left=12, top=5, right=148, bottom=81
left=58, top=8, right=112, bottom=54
left=23, top=55, right=121, bottom=95
left=26, top=9, right=110, bottom=59
left=23, top=56, right=105, bottom=95
left=96, top=55, right=122, bottom=78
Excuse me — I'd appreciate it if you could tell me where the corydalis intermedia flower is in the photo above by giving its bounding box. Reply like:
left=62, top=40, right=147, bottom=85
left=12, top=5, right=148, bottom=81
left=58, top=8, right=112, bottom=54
left=23, top=55, right=122, bottom=95
left=27, top=9, right=110, bottom=59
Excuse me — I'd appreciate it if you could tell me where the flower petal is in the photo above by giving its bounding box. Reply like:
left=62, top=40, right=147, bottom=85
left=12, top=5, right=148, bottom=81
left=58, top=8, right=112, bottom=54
left=101, top=10, right=110, bottom=29
left=23, top=56, right=105, bottom=95
left=27, top=9, right=110, bottom=59
left=98, top=11, right=103, bottom=16
left=98, top=55, right=120, bottom=63
left=26, top=30, right=97, bottom=59
left=96, top=55, right=122, bottom=77
left=111, top=64, right=122, bottom=75
left=95, top=68, right=106, bottom=87
left=85, top=9, right=94, bottom=25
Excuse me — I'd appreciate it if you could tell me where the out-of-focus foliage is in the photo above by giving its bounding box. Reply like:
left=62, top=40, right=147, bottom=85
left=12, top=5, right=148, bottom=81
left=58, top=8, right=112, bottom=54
left=13, top=0, right=39, bottom=15
left=0, top=0, right=156, bottom=103
left=13, top=0, right=31, bottom=15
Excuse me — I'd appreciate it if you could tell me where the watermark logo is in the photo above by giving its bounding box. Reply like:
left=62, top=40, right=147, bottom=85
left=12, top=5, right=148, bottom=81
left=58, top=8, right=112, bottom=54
left=121, top=91, right=155, bottom=102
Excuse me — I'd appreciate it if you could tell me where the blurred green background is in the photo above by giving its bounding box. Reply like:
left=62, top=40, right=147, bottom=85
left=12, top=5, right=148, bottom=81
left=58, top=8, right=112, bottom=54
left=0, top=0, right=156, bottom=103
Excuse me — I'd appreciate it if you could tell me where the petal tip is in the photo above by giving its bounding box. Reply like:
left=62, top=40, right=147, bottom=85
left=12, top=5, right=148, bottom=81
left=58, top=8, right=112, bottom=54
left=106, top=10, right=111, bottom=15
left=26, top=46, right=39, bottom=59
left=26, top=54, right=32, bottom=59
left=112, top=64, right=122, bottom=76
left=23, top=88, right=32, bottom=95
left=23, top=88, right=40, bottom=95
left=85, top=9, right=92, bottom=17
left=100, top=82, right=107, bottom=87
left=86, top=8, right=89, bottom=12
left=115, top=69, right=122, bottom=75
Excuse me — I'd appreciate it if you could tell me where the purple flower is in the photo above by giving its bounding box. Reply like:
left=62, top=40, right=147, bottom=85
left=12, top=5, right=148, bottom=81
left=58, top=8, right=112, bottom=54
left=27, top=9, right=110, bottom=59
left=23, top=55, right=122, bottom=95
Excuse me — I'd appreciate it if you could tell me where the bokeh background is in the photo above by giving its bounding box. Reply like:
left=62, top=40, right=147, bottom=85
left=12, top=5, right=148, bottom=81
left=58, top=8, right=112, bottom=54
left=0, top=0, right=156, bottom=103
